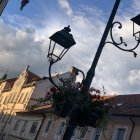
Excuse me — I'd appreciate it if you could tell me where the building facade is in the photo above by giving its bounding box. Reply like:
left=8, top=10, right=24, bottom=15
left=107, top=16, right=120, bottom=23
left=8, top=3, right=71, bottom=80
left=7, top=112, right=44, bottom=140
left=0, top=65, right=77, bottom=139
left=1, top=66, right=140, bottom=140
left=7, top=94, right=140, bottom=140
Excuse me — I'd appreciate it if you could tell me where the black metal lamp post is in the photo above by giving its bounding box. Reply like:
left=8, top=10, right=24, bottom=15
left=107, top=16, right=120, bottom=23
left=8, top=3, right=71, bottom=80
left=47, top=0, right=140, bottom=139
left=63, top=11, right=140, bottom=138
left=47, top=25, right=76, bottom=89
left=82, top=0, right=140, bottom=93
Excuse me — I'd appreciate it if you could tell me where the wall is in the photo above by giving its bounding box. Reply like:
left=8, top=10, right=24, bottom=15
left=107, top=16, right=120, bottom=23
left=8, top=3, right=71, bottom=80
left=36, top=114, right=66, bottom=140
left=6, top=114, right=43, bottom=140
left=99, top=115, right=140, bottom=140
left=28, top=70, right=77, bottom=108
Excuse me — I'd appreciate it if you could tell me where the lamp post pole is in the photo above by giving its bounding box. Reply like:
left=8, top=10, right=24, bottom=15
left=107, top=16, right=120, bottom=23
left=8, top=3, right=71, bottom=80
left=63, top=1, right=122, bottom=139
left=47, top=0, right=140, bottom=139
left=82, top=0, right=121, bottom=93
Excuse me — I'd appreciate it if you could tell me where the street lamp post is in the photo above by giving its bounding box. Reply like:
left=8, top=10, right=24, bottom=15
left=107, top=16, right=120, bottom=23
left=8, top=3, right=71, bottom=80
left=82, top=0, right=140, bottom=93
left=47, top=0, right=140, bottom=139
left=47, top=1, right=140, bottom=93
left=47, top=25, right=76, bottom=89
left=62, top=1, right=122, bottom=139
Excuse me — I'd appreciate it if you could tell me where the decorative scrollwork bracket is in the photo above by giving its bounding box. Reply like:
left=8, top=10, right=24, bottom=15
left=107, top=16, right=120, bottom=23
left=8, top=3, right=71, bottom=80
left=106, top=21, right=140, bottom=57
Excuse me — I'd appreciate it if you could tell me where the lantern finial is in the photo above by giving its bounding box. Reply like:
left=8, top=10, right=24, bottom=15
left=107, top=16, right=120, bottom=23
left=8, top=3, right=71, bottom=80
left=64, top=25, right=71, bottom=33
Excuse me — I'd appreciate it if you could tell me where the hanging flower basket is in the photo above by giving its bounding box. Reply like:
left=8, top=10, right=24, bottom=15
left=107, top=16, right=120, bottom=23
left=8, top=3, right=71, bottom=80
left=30, top=81, right=110, bottom=128
left=51, top=82, right=110, bottom=127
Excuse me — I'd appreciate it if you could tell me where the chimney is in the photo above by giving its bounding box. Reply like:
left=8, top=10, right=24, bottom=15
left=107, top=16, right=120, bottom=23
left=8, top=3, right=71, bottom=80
left=26, top=65, right=30, bottom=71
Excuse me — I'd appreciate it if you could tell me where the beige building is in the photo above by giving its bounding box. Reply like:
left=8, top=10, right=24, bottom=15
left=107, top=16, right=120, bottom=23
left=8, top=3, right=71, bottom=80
left=7, top=105, right=95, bottom=140
left=0, top=65, right=77, bottom=140
left=1, top=66, right=140, bottom=140
left=7, top=94, right=140, bottom=140
left=100, top=94, right=140, bottom=140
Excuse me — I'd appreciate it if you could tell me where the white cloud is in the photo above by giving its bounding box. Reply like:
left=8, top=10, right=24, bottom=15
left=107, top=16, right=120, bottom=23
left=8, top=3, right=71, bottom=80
left=131, top=0, right=140, bottom=12
left=1, top=0, right=140, bottom=95
left=128, top=70, right=140, bottom=85
left=57, top=0, right=73, bottom=16
left=0, top=19, right=47, bottom=77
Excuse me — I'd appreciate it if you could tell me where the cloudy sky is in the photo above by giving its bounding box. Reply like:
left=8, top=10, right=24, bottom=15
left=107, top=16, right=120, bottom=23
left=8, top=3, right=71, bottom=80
left=0, top=0, right=140, bottom=95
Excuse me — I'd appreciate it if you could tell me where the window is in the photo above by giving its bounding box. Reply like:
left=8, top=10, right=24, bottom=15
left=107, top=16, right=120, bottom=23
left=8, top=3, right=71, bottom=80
left=13, top=119, right=21, bottom=131
left=72, top=126, right=78, bottom=138
left=18, top=93, right=23, bottom=103
left=8, top=95, right=12, bottom=103
left=13, top=94, right=18, bottom=103
left=5, top=96, right=10, bottom=104
left=7, top=96, right=11, bottom=103
left=29, top=122, right=38, bottom=134
left=77, top=127, right=88, bottom=139
left=55, top=121, right=66, bottom=139
left=2, top=113, right=7, bottom=122
left=20, top=121, right=28, bottom=133
left=72, top=127, right=87, bottom=140
left=0, top=96, right=3, bottom=104
left=56, top=121, right=65, bottom=136
left=3, top=96, right=7, bottom=104
left=9, top=95, right=14, bottom=103
left=12, top=95, right=16, bottom=102
left=44, top=120, right=53, bottom=136
left=2, top=114, right=5, bottom=122
left=6, top=114, right=10, bottom=122
left=1, top=133, right=5, bottom=140
left=22, top=93, right=29, bottom=103
left=1, top=112, right=8, bottom=123
left=92, top=128, right=102, bottom=140
left=0, top=112, right=3, bottom=120
left=8, top=115, right=13, bottom=124
left=1, top=113, right=5, bottom=122
left=115, top=128, right=126, bottom=140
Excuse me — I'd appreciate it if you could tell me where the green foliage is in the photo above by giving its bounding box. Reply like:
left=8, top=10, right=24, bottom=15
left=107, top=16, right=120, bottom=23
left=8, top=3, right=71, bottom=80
left=52, top=83, right=109, bottom=127
left=30, top=82, right=110, bottom=127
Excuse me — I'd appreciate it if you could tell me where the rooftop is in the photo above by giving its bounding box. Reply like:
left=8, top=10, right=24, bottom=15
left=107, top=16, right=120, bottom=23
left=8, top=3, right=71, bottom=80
left=109, top=94, right=140, bottom=116
left=26, top=70, right=42, bottom=84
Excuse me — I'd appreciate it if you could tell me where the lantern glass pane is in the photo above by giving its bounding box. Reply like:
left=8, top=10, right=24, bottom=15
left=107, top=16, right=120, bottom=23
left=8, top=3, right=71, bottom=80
left=48, top=41, right=67, bottom=62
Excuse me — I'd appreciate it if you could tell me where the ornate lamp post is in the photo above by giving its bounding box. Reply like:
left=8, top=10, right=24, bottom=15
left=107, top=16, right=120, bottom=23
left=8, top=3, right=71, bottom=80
left=47, top=25, right=76, bottom=89
left=82, top=0, right=140, bottom=93
left=47, top=1, right=140, bottom=139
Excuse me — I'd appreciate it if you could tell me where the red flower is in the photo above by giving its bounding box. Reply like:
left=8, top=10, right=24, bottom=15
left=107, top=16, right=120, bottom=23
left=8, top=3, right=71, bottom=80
left=50, top=87, right=57, bottom=93
left=96, top=95, right=100, bottom=100
left=92, top=95, right=97, bottom=98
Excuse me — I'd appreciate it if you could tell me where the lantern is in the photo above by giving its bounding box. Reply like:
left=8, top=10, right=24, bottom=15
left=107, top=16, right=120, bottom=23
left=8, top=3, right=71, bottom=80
left=47, top=25, right=76, bottom=63
left=131, top=14, right=140, bottom=41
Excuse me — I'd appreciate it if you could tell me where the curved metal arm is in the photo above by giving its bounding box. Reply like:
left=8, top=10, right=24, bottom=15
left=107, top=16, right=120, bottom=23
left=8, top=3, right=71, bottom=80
left=71, top=67, right=85, bottom=83
left=77, top=69, right=85, bottom=83
left=48, top=60, right=59, bottom=90
left=106, top=21, right=140, bottom=57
